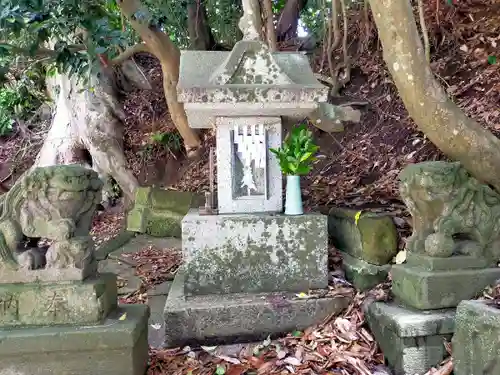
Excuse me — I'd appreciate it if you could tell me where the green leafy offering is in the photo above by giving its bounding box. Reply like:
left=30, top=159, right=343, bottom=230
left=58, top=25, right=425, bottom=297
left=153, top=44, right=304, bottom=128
left=270, top=124, right=319, bottom=176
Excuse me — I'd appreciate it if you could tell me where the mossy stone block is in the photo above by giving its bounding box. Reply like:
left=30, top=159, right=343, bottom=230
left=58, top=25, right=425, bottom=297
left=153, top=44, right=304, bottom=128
left=127, top=187, right=194, bottom=238
left=341, top=252, right=390, bottom=291
left=453, top=300, right=500, bottom=375
left=0, top=273, right=117, bottom=326
left=0, top=304, right=149, bottom=375
left=327, top=207, right=398, bottom=265
left=392, top=264, right=500, bottom=309
left=182, top=210, right=328, bottom=296
left=365, top=302, right=455, bottom=375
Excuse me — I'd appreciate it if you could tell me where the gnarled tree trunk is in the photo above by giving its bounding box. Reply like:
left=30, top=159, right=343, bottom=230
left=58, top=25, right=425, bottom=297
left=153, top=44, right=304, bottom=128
left=117, top=0, right=201, bottom=155
left=36, top=68, right=139, bottom=204
left=368, top=0, right=500, bottom=192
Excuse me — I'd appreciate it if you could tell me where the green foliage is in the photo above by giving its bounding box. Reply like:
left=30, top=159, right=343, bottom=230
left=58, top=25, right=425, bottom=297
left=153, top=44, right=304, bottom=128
left=150, top=130, right=183, bottom=152
left=270, top=124, right=319, bottom=176
left=0, top=0, right=135, bottom=85
left=0, top=75, right=45, bottom=136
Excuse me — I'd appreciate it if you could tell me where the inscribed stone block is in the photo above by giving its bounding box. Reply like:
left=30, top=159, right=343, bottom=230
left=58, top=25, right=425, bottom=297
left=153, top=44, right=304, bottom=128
left=182, top=210, right=328, bottom=296
left=0, top=273, right=117, bottom=326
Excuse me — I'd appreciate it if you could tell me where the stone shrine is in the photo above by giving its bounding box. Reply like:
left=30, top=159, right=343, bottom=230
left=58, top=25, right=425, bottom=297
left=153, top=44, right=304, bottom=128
left=0, top=165, right=148, bottom=375
left=366, top=161, right=500, bottom=375
left=163, top=10, right=350, bottom=346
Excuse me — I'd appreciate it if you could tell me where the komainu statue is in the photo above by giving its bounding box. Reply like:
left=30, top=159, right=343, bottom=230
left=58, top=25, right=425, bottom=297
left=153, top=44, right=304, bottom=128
left=399, top=161, right=500, bottom=263
left=0, top=165, right=103, bottom=276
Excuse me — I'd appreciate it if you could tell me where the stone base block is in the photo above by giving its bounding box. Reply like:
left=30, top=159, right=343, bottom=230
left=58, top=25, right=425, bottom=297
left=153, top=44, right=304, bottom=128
left=328, top=207, right=398, bottom=265
left=365, top=302, right=455, bottom=375
left=453, top=300, right=500, bottom=375
left=341, top=252, right=390, bottom=291
left=127, top=187, right=195, bottom=238
left=0, top=304, right=149, bottom=375
left=163, top=270, right=350, bottom=347
left=391, top=264, right=500, bottom=309
left=182, top=210, right=328, bottom=296
left=0, top=273, right=117, bottom=326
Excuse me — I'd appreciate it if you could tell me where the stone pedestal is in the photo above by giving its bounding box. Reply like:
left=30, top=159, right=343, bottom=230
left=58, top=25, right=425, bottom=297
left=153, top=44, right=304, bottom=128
left=0, top=304, right=149, bottom=375
left=452, top=300, right=500, bottom=375
left=366, top=252, right=500, bottom=374
left=0, top=274, right=149, bottom=375
left=392, top=254, right=500, bottom=310
left=164, top=211, right=350, bottom=347
left=164, top=269, right=349, bottom=347
left=365, top=302, right=455, bottom=375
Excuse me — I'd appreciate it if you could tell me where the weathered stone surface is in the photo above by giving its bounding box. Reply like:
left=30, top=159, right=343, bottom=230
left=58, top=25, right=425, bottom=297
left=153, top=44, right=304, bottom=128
left=0, top=165, right=103, bottom=280
left=405, top=252, right=490, bottom=271
left=164, top=269, right=350, bottom=347
left=182, top=210, right=328, bottom=296
left=453, top=300, right=500, bottom=375
left=95, top=230, right=136, bottom=261
left=341, top=252, right=390, bottom=291
left=127, top=187, right=194, bottom=238
left=98, top=260, right=142, bottom=295
left=0, top=273, right=117, bottom=326
left=328, top=208, right=398, bottom=265
left=0, top=303, right=149, bottom=375
left=391, top=264, right=500, bottom=310
left=177, top=40, right=329, bottom=129
left=365, top=302, right=455, bottom=375
left=399, top=161, right=500, bottom=263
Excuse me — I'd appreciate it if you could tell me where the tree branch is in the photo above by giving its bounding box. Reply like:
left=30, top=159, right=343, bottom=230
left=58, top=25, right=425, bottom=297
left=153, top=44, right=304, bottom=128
left=262, top=0, right=277, bottom=51
left=109, top=43, right=150, bottom=65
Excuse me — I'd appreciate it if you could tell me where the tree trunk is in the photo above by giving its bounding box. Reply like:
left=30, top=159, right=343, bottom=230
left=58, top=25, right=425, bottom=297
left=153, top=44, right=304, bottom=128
left=368, top=0, right=500, bottom=192
left=117, top=0, right=201, bottom=155
left=35, top=68, right=139, bottom=204
left=275, top=0, right=307, bottom=42
left=187, top=0, right=217, bottom=50
left=262, top=0, right=277, bottom=51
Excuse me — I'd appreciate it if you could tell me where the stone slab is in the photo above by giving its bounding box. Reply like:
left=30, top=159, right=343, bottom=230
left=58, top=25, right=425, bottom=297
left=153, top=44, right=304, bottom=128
left=391, top=264, right=500, bottom=310
left=163, top=269, right=350, bottom=347
left=182, top=211, right=328, bottom=296
left=406, top=252, right=490, bottom=271
left=341, top=252, right=390, bottom=291
left=0, top=304, right=149, bottom=375
left=95, top=230, right=137, bottom=261
left=0, top=261, right=98, bottom=283
left=328, top=207, right=398, bottom=265
left=98, top=259, right=142, bottom=295
left=365, top=302, right=455, bottom=375
left=453, top=300, right=500, bottom=375
left=0, top=273, right=117, bottom=327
